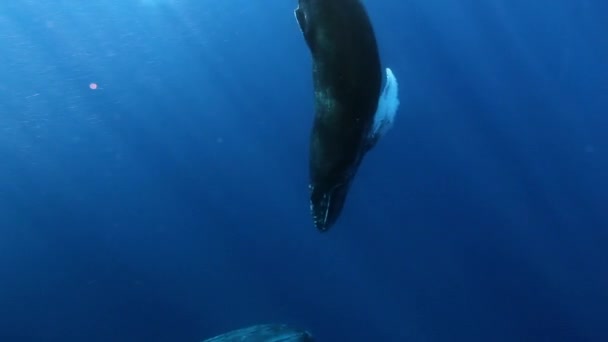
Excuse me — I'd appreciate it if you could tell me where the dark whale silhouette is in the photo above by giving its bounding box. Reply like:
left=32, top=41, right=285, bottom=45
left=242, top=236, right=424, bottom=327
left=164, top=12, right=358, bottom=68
left=201, top=324, right=314, bottom=341
left=295, top=0, right=400, bottom=231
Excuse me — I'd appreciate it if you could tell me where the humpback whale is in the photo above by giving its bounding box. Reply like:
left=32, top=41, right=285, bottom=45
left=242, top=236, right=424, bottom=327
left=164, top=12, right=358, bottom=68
left=201, top=324, right=314, bottom=341
left=295, top=0, right=400, bottom=231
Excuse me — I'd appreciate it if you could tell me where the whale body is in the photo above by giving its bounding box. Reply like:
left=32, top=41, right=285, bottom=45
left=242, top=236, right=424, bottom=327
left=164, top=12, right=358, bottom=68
left=295, top=0, right=400, bottom=231
left=201, top=324, right=314, bottom=342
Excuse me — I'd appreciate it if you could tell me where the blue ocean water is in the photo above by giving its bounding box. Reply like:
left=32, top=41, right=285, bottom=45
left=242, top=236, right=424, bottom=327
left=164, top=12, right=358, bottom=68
left=0, top=0, right=607, bottom=341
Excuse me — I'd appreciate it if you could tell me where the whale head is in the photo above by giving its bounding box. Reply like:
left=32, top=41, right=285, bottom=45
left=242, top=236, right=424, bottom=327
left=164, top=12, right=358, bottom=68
left=309, top=180, right=350, bottom=232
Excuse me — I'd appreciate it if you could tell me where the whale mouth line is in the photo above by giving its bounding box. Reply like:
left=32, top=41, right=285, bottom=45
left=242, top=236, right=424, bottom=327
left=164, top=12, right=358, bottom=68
left=310, top=182, right=347, bottom=231
left=312, top=193, right=331, bottom=230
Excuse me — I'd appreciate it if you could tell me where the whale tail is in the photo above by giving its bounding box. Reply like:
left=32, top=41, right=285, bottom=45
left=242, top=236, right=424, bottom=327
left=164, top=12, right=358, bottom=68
left=367, top=67, right=400, bottom=150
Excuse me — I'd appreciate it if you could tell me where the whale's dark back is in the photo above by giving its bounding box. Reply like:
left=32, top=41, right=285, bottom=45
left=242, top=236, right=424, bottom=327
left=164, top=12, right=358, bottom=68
left=304, top=0, right=381, bottom=108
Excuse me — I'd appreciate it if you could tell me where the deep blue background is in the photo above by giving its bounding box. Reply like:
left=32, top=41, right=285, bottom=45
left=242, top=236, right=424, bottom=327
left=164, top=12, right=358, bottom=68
left=0, top=0, right=607, bottom=341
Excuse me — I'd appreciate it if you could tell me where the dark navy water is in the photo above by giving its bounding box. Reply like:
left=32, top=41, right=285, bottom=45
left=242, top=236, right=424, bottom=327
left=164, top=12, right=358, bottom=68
left=0, top=1, right=607, bottom=341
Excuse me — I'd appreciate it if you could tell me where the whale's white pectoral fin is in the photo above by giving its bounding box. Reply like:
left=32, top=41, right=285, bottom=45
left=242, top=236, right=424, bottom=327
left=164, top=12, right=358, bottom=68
left=367, top=67, right=400, bottom=150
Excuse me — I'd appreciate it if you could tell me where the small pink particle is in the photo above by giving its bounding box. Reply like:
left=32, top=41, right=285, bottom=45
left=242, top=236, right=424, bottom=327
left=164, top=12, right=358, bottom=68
left=89, top=83, right=98, bottom=90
